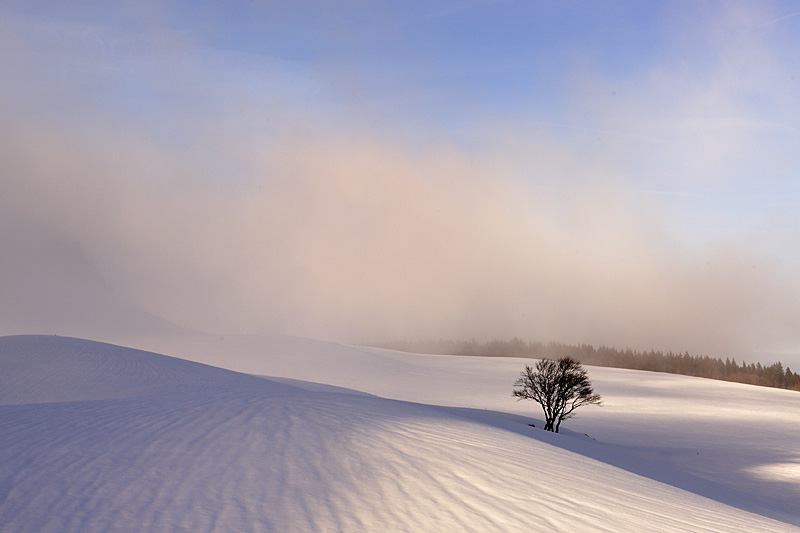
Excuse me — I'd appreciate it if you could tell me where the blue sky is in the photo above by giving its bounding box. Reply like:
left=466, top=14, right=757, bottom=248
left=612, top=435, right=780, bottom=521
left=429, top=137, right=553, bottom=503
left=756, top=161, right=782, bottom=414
left=2, top=1, right=800, bottom=365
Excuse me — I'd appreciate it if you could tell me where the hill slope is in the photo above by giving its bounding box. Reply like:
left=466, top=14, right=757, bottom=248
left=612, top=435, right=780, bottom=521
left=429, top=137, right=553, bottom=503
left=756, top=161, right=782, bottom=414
left=1, top=335, right=797, bottom=531
left=134, top=333, right=800, bottom=523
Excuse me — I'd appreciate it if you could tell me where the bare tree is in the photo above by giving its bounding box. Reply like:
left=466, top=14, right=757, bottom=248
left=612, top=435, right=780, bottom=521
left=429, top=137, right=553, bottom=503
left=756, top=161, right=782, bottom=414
left=513, top=357, right=601, bottom=433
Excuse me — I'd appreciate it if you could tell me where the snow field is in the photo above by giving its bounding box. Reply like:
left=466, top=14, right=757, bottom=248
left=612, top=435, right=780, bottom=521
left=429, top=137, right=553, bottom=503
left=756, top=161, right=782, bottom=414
left=1, top=334, right=798, bottom=531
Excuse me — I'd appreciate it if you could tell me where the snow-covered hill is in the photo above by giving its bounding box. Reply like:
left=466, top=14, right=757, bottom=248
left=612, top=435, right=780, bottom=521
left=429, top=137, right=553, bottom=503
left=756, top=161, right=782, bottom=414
left=1, top=334, right=798, bottom=531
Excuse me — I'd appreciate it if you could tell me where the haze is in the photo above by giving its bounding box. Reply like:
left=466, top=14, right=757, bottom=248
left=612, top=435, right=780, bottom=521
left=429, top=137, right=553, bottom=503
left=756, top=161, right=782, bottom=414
left=1, top=1, right=799, bottom=367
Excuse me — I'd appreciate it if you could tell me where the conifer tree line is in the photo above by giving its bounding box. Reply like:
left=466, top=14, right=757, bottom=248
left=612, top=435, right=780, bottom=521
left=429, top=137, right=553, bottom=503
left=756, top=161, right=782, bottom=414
left=374, top=338, right=800, bottom=391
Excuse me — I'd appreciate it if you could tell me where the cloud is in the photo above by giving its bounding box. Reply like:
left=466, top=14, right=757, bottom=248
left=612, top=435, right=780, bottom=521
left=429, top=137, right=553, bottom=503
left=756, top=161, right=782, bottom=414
left=1, top=3, right=799, bottom=367
left=4, top=109, right=798, bottom=362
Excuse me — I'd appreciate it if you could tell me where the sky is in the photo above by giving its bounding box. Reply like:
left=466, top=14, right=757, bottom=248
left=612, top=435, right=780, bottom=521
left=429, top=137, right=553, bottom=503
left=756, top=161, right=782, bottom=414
left=1, top=1, right=799, bottom=366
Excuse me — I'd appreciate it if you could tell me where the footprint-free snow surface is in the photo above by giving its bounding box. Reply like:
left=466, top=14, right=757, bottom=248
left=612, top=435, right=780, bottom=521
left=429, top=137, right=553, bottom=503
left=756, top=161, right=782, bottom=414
left=2, top=335, right=799, bottom=531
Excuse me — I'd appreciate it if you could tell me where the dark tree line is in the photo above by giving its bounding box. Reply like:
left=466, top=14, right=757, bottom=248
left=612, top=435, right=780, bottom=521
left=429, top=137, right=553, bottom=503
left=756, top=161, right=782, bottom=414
left=374, top=338, right=800, bottom=391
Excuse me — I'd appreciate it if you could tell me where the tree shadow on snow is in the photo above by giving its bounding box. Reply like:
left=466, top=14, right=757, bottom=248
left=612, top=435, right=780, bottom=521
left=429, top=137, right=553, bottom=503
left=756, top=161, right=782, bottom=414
left=439, top=405, right=800, bottom=528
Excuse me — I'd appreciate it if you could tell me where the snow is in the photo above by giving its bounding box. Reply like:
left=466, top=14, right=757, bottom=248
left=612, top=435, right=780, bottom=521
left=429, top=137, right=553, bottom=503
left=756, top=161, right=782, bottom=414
left=2, top=334, right=799, bottom=531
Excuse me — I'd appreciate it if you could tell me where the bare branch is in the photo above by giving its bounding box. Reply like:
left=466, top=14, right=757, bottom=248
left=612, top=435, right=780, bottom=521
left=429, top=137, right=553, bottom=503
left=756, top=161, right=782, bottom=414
left=512, top=357, right=601, bottom=433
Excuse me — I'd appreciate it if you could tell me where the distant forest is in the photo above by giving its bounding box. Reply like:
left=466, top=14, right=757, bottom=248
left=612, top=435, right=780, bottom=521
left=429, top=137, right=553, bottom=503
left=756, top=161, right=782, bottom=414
left=374, top=338, right=800, bottom=392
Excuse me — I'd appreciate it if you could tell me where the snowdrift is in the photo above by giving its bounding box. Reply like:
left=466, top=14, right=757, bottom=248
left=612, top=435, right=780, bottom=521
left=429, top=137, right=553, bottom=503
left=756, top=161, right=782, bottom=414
left=1, top=335, right=798, bottom=532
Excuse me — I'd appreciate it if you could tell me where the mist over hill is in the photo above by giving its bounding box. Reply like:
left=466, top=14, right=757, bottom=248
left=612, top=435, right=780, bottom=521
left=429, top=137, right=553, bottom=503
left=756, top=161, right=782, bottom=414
left=375, top=338, right=800, bottom=391
left=0, top=230, right=192, bottom=339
